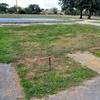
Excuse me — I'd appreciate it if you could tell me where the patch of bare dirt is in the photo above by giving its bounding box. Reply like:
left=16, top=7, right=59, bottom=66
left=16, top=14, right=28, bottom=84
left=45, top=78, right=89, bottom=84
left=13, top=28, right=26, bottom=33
left=19, top=57, right=49, bottom=67
left=89, top=46, right=100, bottom=51
left=18, top=56, right=60, bottom=67
left=26, top=72, right=35, bottom=79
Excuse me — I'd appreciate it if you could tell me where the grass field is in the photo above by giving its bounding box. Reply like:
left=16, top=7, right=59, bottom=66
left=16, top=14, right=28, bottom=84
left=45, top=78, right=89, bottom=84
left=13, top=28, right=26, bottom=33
left=0, top=14, right=78, bottom=19
left=92, top=50, right=100, bottom=57
left=0, top=14, right=100, bottom=20
left=0, top=24, right=99, bottom=99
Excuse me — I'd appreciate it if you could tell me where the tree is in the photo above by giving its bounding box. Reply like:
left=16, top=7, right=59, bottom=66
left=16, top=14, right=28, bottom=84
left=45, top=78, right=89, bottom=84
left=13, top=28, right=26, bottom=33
left=0, top=3, right=9, bottom=13
left=8, top=6, right=22, bottom=14
left=51, top=8, right=58, bottom=14
left=18, top=9, right=26, bottom=14
left=59, top=0, right=75, bottom=14
left=84, top=0, right=98, bottom=19
left=28, top=4, right=41, bottom=14
left=59, top=0, right=100, bottom=19
left=8, top=6, right=17, bottom=14
left=82, top=0, right=100, bottom=19
left=24, top=7, right=32, bottom=14
left=75, top=0, right=88, bottom=19
left=87, top=0, right=100, bottom=18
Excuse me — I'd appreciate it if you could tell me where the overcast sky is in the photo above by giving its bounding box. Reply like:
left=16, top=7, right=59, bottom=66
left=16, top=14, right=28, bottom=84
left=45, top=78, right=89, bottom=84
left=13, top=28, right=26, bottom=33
left=1, top=0, right=61, bottom=9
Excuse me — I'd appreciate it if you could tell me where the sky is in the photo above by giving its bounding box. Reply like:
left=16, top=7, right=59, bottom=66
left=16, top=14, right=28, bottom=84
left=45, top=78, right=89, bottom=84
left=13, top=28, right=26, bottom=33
left=1, top=0, right=61, bottom=9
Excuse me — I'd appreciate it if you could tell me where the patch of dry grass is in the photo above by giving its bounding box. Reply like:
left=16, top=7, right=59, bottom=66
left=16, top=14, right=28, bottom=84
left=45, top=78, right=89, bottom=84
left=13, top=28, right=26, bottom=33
left=0, top=24, right=99, bottom=99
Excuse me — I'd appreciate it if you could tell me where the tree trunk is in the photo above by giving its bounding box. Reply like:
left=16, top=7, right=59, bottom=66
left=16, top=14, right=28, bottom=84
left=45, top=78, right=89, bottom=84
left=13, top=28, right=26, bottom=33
left=88, top=9, right=92, bottom=19
left=48, top=57, right=52, bottom=71
left=80, top=8, right=83, bottom=19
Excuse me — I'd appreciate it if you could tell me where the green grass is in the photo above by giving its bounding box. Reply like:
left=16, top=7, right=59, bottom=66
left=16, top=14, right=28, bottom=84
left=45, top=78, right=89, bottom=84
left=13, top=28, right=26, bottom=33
left=0, top=24, right=100, bottom=63
left=0, top=14, right=77, bottom=19
left=92, top=50, right=100, bottom=57
left=16, top=58, right=97, bottom=99
left=0, top=14, right=100, bottom=20
left=0, top=24, right=99, bottom=99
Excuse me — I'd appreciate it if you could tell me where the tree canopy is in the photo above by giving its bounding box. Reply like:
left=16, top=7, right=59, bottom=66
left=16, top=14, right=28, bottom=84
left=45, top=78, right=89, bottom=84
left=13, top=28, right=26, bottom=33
left=0, top=3, right=41, bottom=14
left=59, top=0, right=100, bottom=19
left=29, top=4, right=41, bottom=14
left=0, top=3, right=9, bottom=13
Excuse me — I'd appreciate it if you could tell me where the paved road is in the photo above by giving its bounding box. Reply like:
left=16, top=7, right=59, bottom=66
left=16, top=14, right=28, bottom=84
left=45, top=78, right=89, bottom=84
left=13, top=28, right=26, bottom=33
left=0, top=18, right=67, bottom=23
left=0, top=18, right=100, bottom=26
left=0, top=64, right=24, bottom=100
